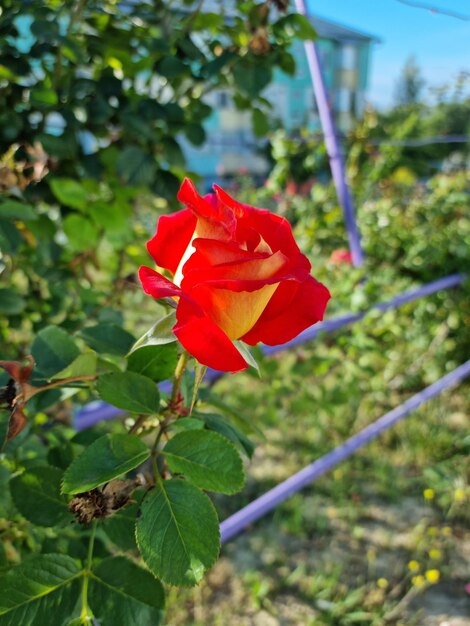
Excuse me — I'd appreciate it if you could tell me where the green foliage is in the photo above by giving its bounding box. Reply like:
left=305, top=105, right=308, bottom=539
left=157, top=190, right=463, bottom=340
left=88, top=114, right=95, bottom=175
left=136, top=479, right=220, bottom=587
left=31, top=326, right=80, bottom=379
left=10, top=466, right=69, bottom=527
left=127, top=343, right=178, bottom=383
left=0, top=554, right=82, bottom=625
left=163, top=430, right=245, bottom=494
left=88, top=557, right=165, bottom=625
left=96, top=372, right=160, bottom=415
left=62, top=434, right=149, bottom=494
left=1, top=0, right=468, bottom=622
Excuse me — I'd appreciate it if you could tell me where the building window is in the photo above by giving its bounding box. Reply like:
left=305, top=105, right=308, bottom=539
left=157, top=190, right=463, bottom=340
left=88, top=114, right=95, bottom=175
left=217, top=91, right=229, bottom=108
left=341, top=44, right=357, bottom=71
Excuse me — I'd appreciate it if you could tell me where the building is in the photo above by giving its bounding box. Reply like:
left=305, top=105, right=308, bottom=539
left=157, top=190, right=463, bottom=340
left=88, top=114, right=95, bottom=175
left=183, top=14, right=379, bottom=183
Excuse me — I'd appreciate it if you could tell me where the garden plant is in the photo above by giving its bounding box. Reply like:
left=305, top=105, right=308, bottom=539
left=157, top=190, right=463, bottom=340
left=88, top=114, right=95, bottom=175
left=1, top=1, right=469, bottom=625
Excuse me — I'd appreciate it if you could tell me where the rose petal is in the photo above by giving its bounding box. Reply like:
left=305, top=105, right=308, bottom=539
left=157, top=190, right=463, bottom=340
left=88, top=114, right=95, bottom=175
left=190, top=282, right=281, bottom=340
left=147, top=208, right=196, bottom=275
left=178, top=178, right=235, bottom=240
left=182, top=250, right=289, bottom=292
left=214, top=184, right=303, bottom=258
left=241, top=276, right=331, bottom=346
left=138, top=266, right=182, bottom=299
left=174, top=297, right=248, bottom=372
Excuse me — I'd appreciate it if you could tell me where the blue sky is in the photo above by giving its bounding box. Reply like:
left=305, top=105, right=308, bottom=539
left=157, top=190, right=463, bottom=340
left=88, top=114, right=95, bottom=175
left=306, top=0, right=470, bottom=108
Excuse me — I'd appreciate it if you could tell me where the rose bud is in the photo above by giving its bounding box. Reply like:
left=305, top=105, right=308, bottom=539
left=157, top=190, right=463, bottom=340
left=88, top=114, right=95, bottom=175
left=139, top=178, right=330, bottom=372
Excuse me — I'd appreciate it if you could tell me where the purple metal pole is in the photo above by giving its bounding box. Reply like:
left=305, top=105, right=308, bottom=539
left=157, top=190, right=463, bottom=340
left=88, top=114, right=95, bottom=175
left=220, top=358, right=470, bottom=543
left=294, top=0, right=364, bottom=267
left=73, top=272, right=466, bottom=429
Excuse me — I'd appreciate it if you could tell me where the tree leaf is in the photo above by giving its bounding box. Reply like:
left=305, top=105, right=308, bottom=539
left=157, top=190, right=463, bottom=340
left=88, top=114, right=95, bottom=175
left=96, top=372, right=160, bottom=415
left=127, top=343, right=178, bottom=383
left=88, top=556, right=164, bottom=625
left=163, top=430, right=245, bottom=494
left=252, top=108, right=270, bottom=138
left=31, top=325, right=80, bottom=379
left=0, top=554, right=82, bottom=625
left=274, top=14, right=317, bottom=41
left=63, top=214, right=99, bottom=252
left=0, top=200, right=37, bottom=221
left=79, top=323, right=135, bottom=356
left=136, top=479, right=220, bottom=586
left=10, top=466, right=70, bottom=527
left=62, top=434, right=149, bottom=494
left=0, top=219, right=22, bottom=254
left=131, top=311, right=177, bottom=351
left=50, top=178, right=88, bottom=210
left=0, top=289, right=25, bottom=316
left=50, top=351, right=97, bottom=380
left=233, top=59, right=271, bottom=97
left=116, top=147, right=156, bottom=186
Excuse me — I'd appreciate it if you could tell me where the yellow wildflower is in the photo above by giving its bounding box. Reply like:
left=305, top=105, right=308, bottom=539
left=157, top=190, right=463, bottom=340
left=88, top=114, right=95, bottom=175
left=425, top=569, right=440, bottom=584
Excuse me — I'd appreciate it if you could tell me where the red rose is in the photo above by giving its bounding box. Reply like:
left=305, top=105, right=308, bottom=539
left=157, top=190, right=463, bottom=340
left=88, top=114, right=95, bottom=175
left=139, top=179, right=330, bottom=372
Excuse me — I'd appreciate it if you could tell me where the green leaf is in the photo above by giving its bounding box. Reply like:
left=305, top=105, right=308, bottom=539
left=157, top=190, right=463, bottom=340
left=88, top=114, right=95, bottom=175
left=62, top=434, right=149, bottom=494
left=116, top=147, right=156, bottom=186
left=0, top=410, right=10, bottom=453
left=63, top=214, right=99, bottom=252
left=184, top=123, right=206, bottom=146
left=127, top=343, right=177, bottom=383
left=0, top=289, right=25, bottom=315
left=233, top=59, right=271, bottom=98
left=50, top=178, right=88, bottom=210
left=79, top=323, right=135, bottom=356
left=131, top=311, right=177, bottom=350
left=274, top=14, right=317, bottom=40
left=0, top=200, right=37, bottom=221
left=196, top=412, right=256, bottom=459
left=89, top=201, right=129, bottom=234
left=96, top=372, right=160, bottom=415
left=103, top=501, right=140, bottom=551
left=136, top=479, right=220, bottom=586
left=163, top=430, right=245, bottom=494
left=0, top=464, right=12, bottom=517
left=31, top=325, right=80, bottom=379
left=252, top=108, right=270, bottom=138
left=0, top=219, right=22, bottom=254
left=10, top=466, right=70, bottom=527
left=30, top=88, right=58, bottom=107
left=169, top=417, right=205, bottom=433
left=88, top=557, right=164, bottom=624
left=0, top=554, right=82, bottom=625
left=157, top=56, right=187, bottom=79
left=50, top=351, right=97, bottom=380
left=234, top=340, right=260, bottom=375
left=161, top=137, right=186, bottom=168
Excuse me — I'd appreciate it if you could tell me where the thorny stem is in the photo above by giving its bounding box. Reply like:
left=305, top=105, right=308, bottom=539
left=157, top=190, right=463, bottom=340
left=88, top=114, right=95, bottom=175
left=24, top=375, right=96, bottom=400
left=149, top=350, right=190, bottom=481
left=80, top=521, right=97, bottom=623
